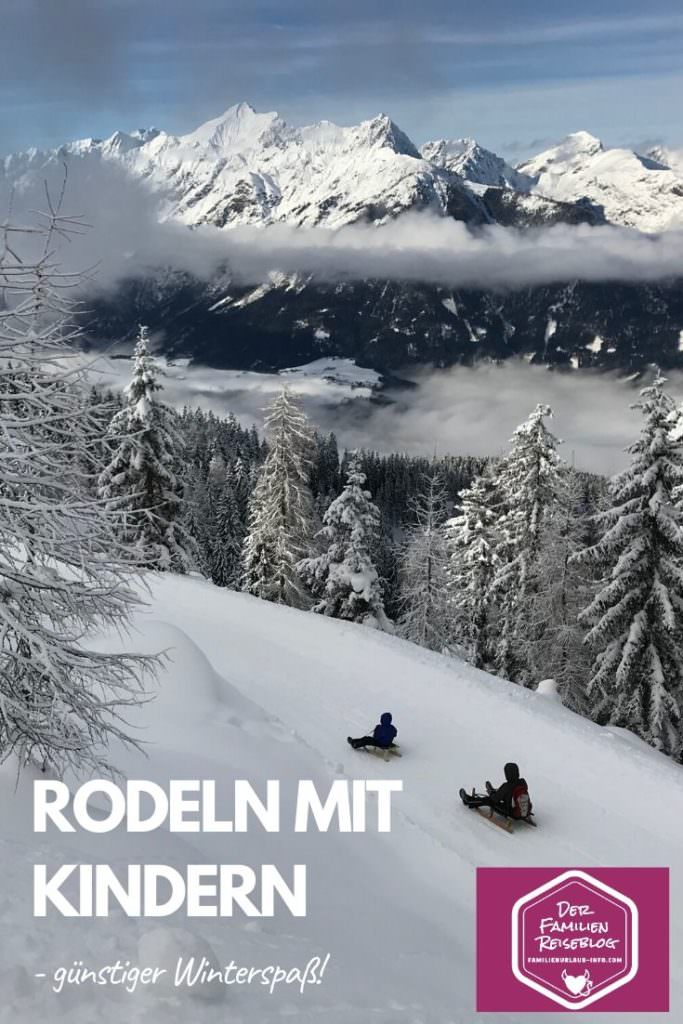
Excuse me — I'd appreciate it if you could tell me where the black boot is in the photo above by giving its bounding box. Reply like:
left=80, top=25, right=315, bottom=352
left=347, top=736, right=358, bottom=749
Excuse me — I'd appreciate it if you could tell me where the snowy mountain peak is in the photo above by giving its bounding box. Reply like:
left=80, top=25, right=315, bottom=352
left=131, top=127, right=161, bottom=144
left=421, top=137, right=533, bottom=191
left=562, top=130, right=604, bottom=155
left=356, top=114, right=421, bottom=157
left=101, top=129, right=157, bottom=156
left=519, top=131, right=603, bottom=177
left=518, top=131, right=683, bottom=232
left=181, top=102, right=286, bottom=153
left=646, top=145, right=683, bottom=176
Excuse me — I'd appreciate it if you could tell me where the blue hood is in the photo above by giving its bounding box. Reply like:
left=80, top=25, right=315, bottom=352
left=380, top=712, right=393, bottom=726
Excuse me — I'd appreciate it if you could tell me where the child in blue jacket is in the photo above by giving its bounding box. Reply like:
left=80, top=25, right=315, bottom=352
left=347, top=712, right=397, bottom=750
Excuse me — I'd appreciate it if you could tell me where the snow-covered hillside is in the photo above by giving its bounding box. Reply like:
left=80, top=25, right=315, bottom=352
left=2, top=572, right=681, bottom=1024
left=518, top=131, right=683, bottom=233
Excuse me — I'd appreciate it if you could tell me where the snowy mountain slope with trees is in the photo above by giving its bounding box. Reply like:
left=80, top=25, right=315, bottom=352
left=81, top=341, right=683, bottom=760
left=1, top=574, right=682, bottom=1024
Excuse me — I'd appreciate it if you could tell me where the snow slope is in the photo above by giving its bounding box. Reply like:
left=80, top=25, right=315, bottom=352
left=518, top=131, right=683, bottom=233
left=2, top=573, right=681, bottom=1024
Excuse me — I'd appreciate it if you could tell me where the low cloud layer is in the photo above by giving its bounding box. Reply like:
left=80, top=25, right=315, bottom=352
left=83, top=353, right=683, bottom=476
left=351, top=363, right=681, bottom=475
left=215, top=217, right=683, bottom=290
left=3, top=161, right=683, bottom=293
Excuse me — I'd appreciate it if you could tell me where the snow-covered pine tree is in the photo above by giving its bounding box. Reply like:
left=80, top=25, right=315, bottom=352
left=375, top=515, right=400, bottom=621
left=576, top=375, right=683, bottom=758
left=241, top=387, right=315, bottom=607
left=98, top=325, right=196, bottom=573
left=209, top=482, right=245, bottom=589
left=490, top=404, right=564, bottom=684
left=180, top=463, right=211, bottom=574
left=0, top=205, right=153, bottom=775
left=445, top=469, right=499, bottom=668
left=397, top=471, right=451, bottom=651
left=298, top=454, right=391, bottom=629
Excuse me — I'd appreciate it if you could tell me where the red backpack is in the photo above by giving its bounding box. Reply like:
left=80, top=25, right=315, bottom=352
left=511, top=782, right=532, bottom=819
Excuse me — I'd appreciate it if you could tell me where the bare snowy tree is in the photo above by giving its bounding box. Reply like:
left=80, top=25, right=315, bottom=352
left=396, top=471, right=451, bottom=651
left=0, top=192, right=154, bottom=775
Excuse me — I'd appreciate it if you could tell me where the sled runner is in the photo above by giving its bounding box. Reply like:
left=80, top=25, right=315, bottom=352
left=364, top=744, right=402, bottom=763
left=459, top=788, right=536, bottom=832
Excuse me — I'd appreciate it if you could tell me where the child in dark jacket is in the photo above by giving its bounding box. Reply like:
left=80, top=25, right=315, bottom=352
left=348, top=712, right=397, bottom=750
left=459, top=762, right=531, bottom=818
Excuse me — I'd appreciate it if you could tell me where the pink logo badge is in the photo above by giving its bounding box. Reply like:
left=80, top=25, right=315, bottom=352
left=511, top=869, right=637, bottom=1009
left=477, top=867, right=668, bottom=1012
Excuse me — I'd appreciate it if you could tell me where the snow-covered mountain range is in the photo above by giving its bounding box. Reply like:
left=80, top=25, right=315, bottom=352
left=5, top=103, right=683, bottom=374
left=8, top=101, right=683, bottom=232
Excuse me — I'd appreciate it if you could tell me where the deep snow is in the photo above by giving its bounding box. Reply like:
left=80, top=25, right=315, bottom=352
left=1, top=572, right=681, bottom=1023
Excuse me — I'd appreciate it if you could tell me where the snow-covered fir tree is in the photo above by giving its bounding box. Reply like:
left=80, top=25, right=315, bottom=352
left=242, top=387, right=315, bottom=607
left=576, top=375, right=683, bottom=758
left=0, top=208, right=152, bottom=774
left=490, top=404, right=564, bottom=685
left=98, top=326, right=195, bottom=573
left=445, top=469, right=499, bottom=669
left=209, top=482, right=245, bottom=588
left=397, top=472, right=451, bottom=651
left=298, top=455, right=391, bottom=629
left=180, top=462, right=211, bottom=573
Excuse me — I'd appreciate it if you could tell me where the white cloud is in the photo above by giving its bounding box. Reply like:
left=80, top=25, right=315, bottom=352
left=429, top=14, right=683, bottom=47
left=335, top=363, right=680, bottom=475
left=85, top=352, right=683, bottom=477
left=4, top=140, right=683, bottom=294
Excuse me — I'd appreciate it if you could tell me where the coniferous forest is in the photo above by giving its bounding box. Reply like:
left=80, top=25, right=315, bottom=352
left=83, top=326, right=683, bottom=763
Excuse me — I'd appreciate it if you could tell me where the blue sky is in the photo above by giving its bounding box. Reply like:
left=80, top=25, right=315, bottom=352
left=2, top=0, right=682, bottom=157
